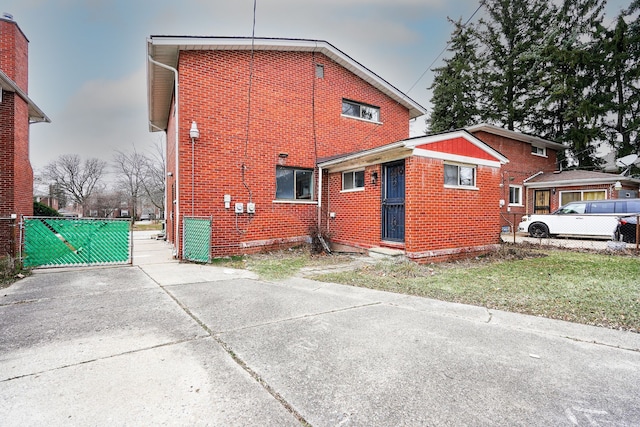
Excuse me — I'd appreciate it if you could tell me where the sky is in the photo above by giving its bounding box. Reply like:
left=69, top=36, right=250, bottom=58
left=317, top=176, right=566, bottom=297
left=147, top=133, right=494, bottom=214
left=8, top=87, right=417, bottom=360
left=3, top=0, right=631, bottom=176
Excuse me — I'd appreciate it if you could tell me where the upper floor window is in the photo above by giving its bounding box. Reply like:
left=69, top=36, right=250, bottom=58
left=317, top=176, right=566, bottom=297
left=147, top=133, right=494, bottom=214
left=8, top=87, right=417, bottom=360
left=342, top=99, right=380, bottom=123
left=531, top=145, right=546, bottom=156
left=342, top=170, right=365, bottom=191
left=276, top=167, right=313, bottom=200
left=444, top=163, right=476, bottom=188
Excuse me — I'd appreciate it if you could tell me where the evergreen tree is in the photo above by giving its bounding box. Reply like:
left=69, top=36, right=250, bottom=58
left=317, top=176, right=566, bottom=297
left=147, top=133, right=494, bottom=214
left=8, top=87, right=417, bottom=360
left=535, top=0, right=607, bottom=168
left=601, top=1, right=640, bottom=163
left=475, top=0, right=553, bottom=130
left=427, top=18, right=481, bottom=132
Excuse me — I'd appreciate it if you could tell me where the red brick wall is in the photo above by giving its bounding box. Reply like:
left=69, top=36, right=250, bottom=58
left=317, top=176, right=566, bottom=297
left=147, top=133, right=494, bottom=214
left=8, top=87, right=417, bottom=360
left=471, top=130, right=558, bottom=229
left=326, top=165, right=382, bottom=250
left=170, top=49, right=410, bottom=257
left=0, top=19, right=32, bottom=258
left=405, top=156, right=502, bottom=262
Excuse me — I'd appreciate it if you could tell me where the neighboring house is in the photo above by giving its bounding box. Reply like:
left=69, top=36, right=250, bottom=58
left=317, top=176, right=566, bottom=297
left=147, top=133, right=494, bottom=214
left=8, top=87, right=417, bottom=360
left=523, top=170, right=640, bottom=213
left=147, top=36, right=425, bottom=259
left=0, top=14, right=50, bottom=258
left=465, top=124, right=564, bottom=230
left=318, top=130, right=508, bottom=262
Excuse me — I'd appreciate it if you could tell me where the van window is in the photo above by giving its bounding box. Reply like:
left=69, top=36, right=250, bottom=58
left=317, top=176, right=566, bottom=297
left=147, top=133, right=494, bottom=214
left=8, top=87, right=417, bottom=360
left=590, top=202, right=615, bottom=213
left=627, top=200, right=640, bottom=213
left=557, top=203, right=586, bottom=214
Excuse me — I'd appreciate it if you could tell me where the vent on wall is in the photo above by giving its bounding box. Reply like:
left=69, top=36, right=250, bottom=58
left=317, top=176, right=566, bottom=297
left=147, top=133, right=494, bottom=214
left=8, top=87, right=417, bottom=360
left=620, top=190, right=637, bottom=199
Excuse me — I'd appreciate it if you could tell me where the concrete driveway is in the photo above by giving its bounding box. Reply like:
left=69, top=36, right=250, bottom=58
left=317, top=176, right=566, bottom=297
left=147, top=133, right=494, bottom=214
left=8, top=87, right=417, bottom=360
left=1, top=232, right=639, bottom=426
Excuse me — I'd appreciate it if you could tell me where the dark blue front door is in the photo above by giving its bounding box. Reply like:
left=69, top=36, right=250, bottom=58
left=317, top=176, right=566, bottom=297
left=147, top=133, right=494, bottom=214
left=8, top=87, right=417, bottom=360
left=382, top=161, right=405, bottom=242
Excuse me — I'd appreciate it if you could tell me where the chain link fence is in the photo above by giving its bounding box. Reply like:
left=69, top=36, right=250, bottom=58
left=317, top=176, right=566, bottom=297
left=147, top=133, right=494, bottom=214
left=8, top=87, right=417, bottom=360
left=21, top=217, right=132, bottom=268
left=501, top=213, right=639, bottom=252
left=183, top=216, right=212, bottom=263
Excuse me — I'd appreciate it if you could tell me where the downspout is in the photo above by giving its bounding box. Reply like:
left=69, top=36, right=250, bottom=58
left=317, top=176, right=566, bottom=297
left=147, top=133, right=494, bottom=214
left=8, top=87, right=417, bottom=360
left=317, top=166, right=323, bottom=231
left=149, top=123, right=168, bottom=234
left=148, top=55, right=180, bottom=256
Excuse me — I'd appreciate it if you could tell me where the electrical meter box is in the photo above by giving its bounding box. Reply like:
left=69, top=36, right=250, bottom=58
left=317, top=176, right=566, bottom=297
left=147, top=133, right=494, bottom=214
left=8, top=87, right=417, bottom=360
left=247, top=202, right=256, bottom=214
left=235, top=203, right=244, bottom=214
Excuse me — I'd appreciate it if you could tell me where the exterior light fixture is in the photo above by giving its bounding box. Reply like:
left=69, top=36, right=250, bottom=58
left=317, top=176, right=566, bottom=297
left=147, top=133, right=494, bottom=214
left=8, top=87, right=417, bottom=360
left=189, top=121, right=200, bottom=140
left=614, top=181, right=622, bottom=191
left=371, top=171, right=378, bottom=185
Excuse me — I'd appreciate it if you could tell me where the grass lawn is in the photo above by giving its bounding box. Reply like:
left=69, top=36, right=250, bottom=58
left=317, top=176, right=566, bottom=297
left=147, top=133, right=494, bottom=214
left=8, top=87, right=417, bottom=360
left=243, top=245, right=640, bottom=333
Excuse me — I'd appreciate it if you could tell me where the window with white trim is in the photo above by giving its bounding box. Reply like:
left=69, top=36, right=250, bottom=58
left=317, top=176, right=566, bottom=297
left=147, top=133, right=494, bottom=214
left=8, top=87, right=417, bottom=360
left=342, top=170, right=365, bottom=191
left=276, top=167, right=313, bottom=200
left=531, top=145, right=546, bottom=156
left=342, top=99, right=380, bottom=122
left=560, top=190, right=606, bottom=206
left=509, top=185, right=523, bottom=205
left=444, top=163, right=476, bottom=188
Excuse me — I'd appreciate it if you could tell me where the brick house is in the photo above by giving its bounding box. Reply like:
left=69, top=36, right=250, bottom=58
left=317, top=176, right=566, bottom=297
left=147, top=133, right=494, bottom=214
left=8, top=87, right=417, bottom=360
left=318, top=130, right=508, bottom=262
left=147, top=36, right=426, bottom=258
left=0, top=14, right=50, bottom=258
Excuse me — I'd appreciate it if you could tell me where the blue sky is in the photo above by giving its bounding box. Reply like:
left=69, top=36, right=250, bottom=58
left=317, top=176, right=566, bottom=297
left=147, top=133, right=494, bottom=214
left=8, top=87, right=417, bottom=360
left=3, top=0, right=631, bottom=174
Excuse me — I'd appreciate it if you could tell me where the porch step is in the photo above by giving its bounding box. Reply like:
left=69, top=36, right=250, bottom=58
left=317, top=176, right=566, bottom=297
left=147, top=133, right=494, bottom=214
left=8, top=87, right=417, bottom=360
left=368, top=247, right=405, bottom=259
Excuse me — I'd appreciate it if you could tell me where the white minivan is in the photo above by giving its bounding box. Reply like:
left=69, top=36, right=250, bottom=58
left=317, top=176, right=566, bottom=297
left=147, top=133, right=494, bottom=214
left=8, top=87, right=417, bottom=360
left=518, top=199, right=640, bottom=239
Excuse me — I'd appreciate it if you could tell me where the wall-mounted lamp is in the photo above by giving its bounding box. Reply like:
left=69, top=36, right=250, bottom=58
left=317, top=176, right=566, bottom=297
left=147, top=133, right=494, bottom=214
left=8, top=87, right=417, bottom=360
left=614, top=181, right=622, bottom=191
left=278, top=152, right=289, bottom=159
left=371, top=171, right=378, bottom=185
left=167, top=172, right=173, bottom=177
left=552, top=188, right=556, bottom=195
left=189, top=120, right=200, bottom=140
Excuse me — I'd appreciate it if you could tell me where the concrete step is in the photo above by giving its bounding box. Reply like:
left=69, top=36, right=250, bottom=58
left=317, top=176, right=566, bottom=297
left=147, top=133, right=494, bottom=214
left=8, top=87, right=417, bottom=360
left=368, top=247, right=405, bottom=259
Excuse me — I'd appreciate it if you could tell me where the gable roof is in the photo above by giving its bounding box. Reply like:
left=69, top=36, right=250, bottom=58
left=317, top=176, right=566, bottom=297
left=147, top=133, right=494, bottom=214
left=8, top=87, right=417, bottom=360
left=147, top=36, right=427, bottom=131
left=0, top=69, right=50, bottom=124
left=524, top=170, right=640, bottom=188
left=466, top=123, right=565, bottom=151
left=317, top=130, right=508, bottom=172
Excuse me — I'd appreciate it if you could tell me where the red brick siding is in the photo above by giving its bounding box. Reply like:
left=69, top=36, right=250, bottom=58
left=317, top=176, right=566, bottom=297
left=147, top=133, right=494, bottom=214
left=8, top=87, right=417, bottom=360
left=405, top=156, right=501, bottom=262
left=471, top=130, right=558, bottom=228
left=0, top=19, right=32, bottom=257
left=169, top=49, right=409, bottom=257
left=326, top=166, right=382, bottom=249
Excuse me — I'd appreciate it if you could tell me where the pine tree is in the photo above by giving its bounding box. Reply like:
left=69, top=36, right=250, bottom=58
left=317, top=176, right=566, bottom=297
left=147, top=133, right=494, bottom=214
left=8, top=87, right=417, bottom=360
left=427, top=18, right=481, bottom=132
left=475, top=0, right=553, bottom=131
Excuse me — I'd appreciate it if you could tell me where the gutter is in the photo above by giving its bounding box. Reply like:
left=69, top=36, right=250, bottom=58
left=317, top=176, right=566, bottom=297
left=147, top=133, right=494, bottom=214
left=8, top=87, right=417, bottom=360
left=148, top=55, right=180, bottom=256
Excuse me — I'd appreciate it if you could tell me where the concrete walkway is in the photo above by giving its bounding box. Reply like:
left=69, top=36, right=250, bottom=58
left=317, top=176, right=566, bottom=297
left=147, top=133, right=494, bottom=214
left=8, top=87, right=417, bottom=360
left=1, top=232, right=639, bottom=426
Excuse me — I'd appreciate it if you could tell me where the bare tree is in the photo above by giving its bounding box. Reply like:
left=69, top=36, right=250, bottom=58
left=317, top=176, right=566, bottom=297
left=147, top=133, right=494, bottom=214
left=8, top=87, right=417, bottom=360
left=43, top=154, right=106, bottom=216
left=112, top=147, right=148, bottom=220
left=142, top=138, right=165, bottom=218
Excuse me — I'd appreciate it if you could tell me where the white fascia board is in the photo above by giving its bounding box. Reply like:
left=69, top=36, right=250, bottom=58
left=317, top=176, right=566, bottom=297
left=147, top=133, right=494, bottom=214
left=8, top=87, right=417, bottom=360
left=523, top=171, right=544, bottom=183
left=412, top=148, right=503, bottom=169
left=524, top=177, right=640, bottom=188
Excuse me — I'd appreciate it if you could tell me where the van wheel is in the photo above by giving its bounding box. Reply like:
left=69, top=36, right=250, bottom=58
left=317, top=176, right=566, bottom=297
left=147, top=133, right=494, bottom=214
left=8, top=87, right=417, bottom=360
left=529, top=222, right=550, bottom=238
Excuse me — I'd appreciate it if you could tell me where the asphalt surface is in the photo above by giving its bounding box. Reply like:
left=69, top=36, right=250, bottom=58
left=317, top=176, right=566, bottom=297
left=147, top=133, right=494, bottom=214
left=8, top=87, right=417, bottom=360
left=1, top=231, right=639, bottom=426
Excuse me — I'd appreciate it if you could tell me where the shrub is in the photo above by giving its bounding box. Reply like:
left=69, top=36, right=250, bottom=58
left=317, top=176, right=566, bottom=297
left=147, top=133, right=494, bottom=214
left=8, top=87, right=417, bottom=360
left=33, top=201, right=61, bottom=217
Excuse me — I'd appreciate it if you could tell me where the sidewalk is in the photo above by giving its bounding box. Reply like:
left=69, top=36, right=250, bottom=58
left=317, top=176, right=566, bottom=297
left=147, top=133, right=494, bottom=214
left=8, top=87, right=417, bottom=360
left=1, top=232, right=639, bottom=426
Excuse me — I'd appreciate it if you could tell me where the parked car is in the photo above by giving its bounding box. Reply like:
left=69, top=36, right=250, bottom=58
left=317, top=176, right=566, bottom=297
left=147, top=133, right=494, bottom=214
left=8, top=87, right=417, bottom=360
left=615, top=215, right=638, bottom=243
left=518, top=198, right=640, bottom=239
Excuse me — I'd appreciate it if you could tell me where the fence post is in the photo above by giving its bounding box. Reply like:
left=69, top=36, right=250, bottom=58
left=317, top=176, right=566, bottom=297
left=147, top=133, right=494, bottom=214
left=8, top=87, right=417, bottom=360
left=636, top=214, right=639, bottom=251
left=512, top=213, right=517, bottom=244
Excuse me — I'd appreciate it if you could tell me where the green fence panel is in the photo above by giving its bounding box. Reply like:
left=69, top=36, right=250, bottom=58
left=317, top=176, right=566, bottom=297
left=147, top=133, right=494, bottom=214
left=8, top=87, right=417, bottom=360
left=23, top=217, right=132, bottom=268
left=183, top=217, right=211, bottom=263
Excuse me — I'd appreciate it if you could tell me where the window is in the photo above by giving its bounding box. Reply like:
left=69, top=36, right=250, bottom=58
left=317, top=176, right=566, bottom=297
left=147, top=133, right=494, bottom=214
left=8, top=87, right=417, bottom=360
left=342, top=170, right=365, bottom=191
left=509, top=185, right=523, bottom=205
left=560, top=190, right=606, bottom=206
left=444, top=163, right=476, bottom=188
left=276, top=167, right=313, bottom=200
left=342, top=99, right=380, bottom=122
left=531, top=145, right=546, bottom=156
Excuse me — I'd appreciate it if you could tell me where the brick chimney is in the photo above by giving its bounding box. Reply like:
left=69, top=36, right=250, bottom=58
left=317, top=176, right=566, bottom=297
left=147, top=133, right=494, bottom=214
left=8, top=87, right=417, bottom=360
left=0, top=13, right=29, bottom=91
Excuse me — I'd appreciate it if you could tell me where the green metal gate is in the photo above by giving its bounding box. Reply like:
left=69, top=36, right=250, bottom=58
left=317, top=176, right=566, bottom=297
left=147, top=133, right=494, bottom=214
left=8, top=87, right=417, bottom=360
left=183, top=216, right=212, bottom=263
left=22, top=217, right=132, bottom=268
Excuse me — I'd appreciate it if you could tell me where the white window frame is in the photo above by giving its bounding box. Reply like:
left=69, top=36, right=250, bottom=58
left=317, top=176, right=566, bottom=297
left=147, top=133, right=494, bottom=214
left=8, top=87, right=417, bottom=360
left=444, top=163, right=477, bottom=189
left=531, top=145, right=547, bottom=157
left=341, top=169, right=365, bottom=192
left=341, top=99, right=381, bottom=123
left=559, top=190, right=606, bottom=206
left=509, top=185, right=523, bottom=206
left=275, top=166, right=314, bottom=202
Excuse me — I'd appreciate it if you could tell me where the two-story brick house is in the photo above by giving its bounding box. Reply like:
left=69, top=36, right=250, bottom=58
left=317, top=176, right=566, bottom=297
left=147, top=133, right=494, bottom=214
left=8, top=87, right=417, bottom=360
left=147, top=36, right=426, bottom=258
left=0, top=14, right=49, bottom=258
